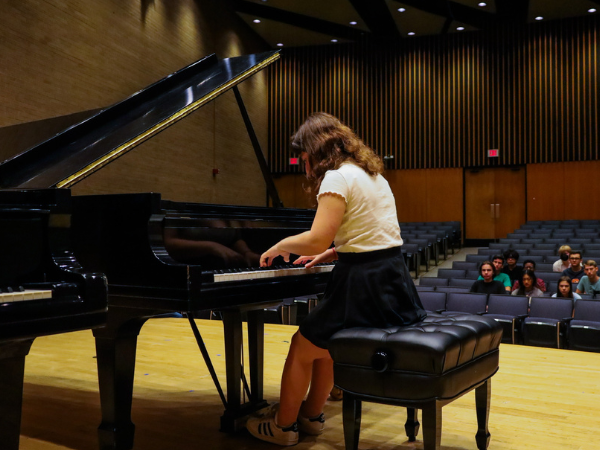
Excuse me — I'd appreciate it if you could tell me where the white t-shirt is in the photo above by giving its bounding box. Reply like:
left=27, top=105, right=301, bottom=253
left=317, top=162, right=402, bottom=253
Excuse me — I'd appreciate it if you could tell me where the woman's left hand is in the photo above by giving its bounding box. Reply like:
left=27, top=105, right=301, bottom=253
left=260, top=244, right=290, bottom=267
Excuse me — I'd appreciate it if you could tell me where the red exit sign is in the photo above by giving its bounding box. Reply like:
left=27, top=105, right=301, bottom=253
left=289, top=157, right=299, bottom=165
left=488, top=149, right=499, bottom=158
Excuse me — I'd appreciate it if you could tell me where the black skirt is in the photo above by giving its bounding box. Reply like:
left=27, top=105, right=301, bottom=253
left=299, top=247, right=427, bottom=349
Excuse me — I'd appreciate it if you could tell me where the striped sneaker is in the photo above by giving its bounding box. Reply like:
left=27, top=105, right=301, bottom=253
left=247, top=411, right=299, bottom=446
left=297, top=411, right=325, bottom=435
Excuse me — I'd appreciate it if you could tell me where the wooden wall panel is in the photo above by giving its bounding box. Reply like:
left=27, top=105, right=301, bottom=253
left=562, top=161, right=600, bottom=220
left=273, top=174, right=315, bottom=210
left=425, top=169, right=463, bottom=224
left=527, top=161, right=600, bottom=221
left=527, top=163, right=566, bottom=220
left=385, top=170, right=428, bottom=223
left=269, top=15, right=599, bottom=173
left=0, top=0, right=271, bottom=206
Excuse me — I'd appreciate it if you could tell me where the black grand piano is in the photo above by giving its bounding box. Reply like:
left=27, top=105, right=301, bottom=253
left=0, top=188, right=108, bottom=450
left=0, top=51, right=333, bottom=450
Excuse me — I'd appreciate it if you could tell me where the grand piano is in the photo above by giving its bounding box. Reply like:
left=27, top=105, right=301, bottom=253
left=0, top=188, right=108, bottom=450
left=0, top=50, right=333, bottom=449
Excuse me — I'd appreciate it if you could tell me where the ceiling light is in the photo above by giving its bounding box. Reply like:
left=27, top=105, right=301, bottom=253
left=478, top=2, right=486, bottom=6
left=398, top=8, right=406, bottom=12
left=253, top=19, right=261, bottom=23
left=457, top=26, right=465, bottom=31
left=277, top=43, right=283, bottom=47
left=349, top=21, right=357, bottom=25
left=589, top=8, right=597, bottom=13
left=408, top=32, right=415, bottom=36
left=535, top=16, right=543, bottom=20
left=331, top=39, right=338, bottom=43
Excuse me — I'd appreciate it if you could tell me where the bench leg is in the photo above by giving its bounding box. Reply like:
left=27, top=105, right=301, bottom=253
left=422, top=402, right=442, bottom=450
left=405, top=408, right=420, bottom=441
left=423, top=401, right=442, bottom=450
left=342, top=392, right=361, bottom=450
left=475, top=379, right=491, bottom=450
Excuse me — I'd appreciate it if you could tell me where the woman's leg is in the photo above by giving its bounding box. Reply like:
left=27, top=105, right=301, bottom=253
left=277, top=331, right=331, bottom=426
left=301, top=357, right=334, bottom=418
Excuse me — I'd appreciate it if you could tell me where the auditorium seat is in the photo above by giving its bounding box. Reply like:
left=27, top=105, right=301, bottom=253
left=442, top=292, right=488, bottom=316
left=448, top=278, right=476, bottom=288
left=418, top=291, right=447, bottom=313
left=522, top=297, right=574, bottom=349
left=485, top=294, right=529, bottom=344
left=452, top=261, right=478, bottom=271
left=419, top=277, right=449, bottom=287
left=437, top=268, right=466, bottom=279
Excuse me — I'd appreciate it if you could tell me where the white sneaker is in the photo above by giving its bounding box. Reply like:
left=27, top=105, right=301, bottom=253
left=247, top=410, right=299, bottom=446
left=297, top=411, right=325, bottom=435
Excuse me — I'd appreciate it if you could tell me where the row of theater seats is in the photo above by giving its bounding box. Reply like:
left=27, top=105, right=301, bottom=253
left=417, top=290, right=600, bottom=352
left=399, top=221, right=462, bottom=277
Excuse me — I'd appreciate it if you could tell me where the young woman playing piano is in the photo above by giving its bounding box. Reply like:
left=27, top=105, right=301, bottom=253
left=246, top=112, right=426, bottom=446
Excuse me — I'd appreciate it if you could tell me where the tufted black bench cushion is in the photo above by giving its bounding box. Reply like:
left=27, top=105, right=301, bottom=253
left=328, top=314, right=503, bottom=450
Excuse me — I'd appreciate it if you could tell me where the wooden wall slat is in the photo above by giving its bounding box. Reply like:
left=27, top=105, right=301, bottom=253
left=269, top=15, right=599, bottom=173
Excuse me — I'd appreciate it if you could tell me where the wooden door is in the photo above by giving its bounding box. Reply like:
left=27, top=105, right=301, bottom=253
left=465, top=167, right=526, bottom=240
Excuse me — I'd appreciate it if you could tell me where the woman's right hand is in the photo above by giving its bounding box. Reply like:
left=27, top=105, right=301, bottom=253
left=294, top=248, right=337, bottom=268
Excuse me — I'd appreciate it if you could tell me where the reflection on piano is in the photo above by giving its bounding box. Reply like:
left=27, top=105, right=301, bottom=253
left=0, top=189, right=108, bottom=450
left=0, top=50, right=333, bottom=450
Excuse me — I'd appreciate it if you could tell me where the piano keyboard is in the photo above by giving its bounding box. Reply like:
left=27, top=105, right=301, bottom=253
left=212, top=264, right=334, bottom=283
left=0, top=289, right=53, bottom=303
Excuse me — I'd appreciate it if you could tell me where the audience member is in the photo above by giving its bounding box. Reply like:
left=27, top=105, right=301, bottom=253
left=502, top=250, right=523, bottom=285
left=552, top=275, right=581, bottom=300
left=562, top=251, right=585, bottom=284
left=470, top=261, right=506, bottom=295
left=553, top=245, right=571, bottom=272
left=512, top=259, right=546, bottom=292
left=576, top=260, right=600, bottom=295
left=512, top=269, right=543, bottom=297
left=477, top=254, right=511, bottom=291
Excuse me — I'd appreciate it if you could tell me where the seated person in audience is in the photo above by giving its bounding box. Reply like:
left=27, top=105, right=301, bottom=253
left=477, top=254, right=511, bottom=292
left=562, top=250, right=585, bottom=284
left=502, top=250, right=523, bottom=285
left=552, top=275, right=581, bottom=300
left=576, top=260, right=600, bottom=295
left=470, top=261, right=506, bottom=295
left=512, top=269, right=544, bottom=297
left=511, top=259, right=546, bottom=292
left=553, top=245, right=571, bottom=272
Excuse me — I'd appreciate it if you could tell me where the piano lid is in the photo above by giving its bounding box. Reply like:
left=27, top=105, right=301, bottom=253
left=0, top=51, right=280, bottom=190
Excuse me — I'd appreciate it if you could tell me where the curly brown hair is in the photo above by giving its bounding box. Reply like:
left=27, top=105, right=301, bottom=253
left=291, top=112, right=383, bottom=193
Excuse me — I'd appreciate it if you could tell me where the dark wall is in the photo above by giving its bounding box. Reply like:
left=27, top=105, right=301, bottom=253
left=0, top=0, right=271, bottom=206
left=269, top=15, right=599, bottom=173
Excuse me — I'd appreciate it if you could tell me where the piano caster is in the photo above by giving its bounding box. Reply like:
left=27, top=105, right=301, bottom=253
left=98, top=422, right=135, bottom=450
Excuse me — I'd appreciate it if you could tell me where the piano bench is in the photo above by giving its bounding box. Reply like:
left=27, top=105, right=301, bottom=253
left=328, top=314, right=503, bottom=450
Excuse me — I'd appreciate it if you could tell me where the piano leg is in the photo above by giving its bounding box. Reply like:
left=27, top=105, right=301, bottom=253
left=93, top=306, right=151, bottom=450
left=0, top=339, right=34, bottom=450
left=220, top=309, right=268, bottom=432
left=247, top=309, right=265, bottom=405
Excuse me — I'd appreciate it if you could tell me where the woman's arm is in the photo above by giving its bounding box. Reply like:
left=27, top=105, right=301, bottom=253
left=260, top=194, right=346, bottom=267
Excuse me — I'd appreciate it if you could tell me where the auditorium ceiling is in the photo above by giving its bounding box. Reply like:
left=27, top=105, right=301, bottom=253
left=223, top=0, right=600, bottom=48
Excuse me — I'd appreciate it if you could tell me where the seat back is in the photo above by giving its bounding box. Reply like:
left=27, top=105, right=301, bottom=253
left=445, top=292, right=488, bottom=314
left=573, top=300, right=600, bottom=321
left=449, top=278, right=475, bottom=288
left=437, top=269, right=466, bottom=279
left=529, top=297, right=573, bottom=320
left=452, top=261, right=478, bottom=270
left=419, top=291, right=447, bottom=312
left=419, top=277, right=449, bottom=287
left=487, top=294, right=529, bottom=316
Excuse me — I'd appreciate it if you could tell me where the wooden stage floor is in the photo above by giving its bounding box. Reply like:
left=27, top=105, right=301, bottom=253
left=19, top=318, right=600, bottom=450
